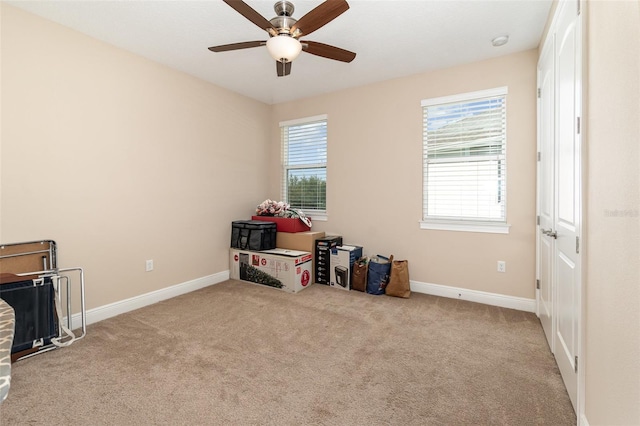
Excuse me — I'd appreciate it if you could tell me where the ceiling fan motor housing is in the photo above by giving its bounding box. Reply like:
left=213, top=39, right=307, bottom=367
left=274, top=1, right=295, bottom=17
left=271, top=1, right=298, bottom=36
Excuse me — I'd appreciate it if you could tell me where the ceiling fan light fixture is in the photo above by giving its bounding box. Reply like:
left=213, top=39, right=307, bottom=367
left=266, top=35, right=302, bottom=62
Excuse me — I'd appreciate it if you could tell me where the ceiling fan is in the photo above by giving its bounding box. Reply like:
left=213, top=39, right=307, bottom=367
left=208, top=0, right=356, bottom=77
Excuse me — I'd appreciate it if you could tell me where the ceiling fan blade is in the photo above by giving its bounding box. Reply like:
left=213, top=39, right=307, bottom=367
left=276, top=61, right=292, bottom=77
left=208, top=41, right=265, bottom=52
left=302, top=40, right=356, bottom=63
left=291, top=0, right=349, bottom=36
left=222, top=0, right=275, bottom=31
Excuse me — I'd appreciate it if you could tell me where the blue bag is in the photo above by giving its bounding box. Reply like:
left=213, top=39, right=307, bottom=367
left=366, top=255, right=393, bottom=295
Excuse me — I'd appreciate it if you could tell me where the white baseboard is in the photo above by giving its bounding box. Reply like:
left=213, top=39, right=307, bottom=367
left=69, top=270, right=229, bottom=328
left=410, top=280, right=536, bottom=312
left=67, top=273, right=533, bottom=328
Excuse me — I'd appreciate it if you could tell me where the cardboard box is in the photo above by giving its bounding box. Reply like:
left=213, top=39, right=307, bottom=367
left=276, top=231, right=325, bottom=252
left=229, top=248, right=313, bottom=293
left=329, top=245, right=363, bottom=291
left=251, top=216, right=311, bottom=233
left=315, top=236, right=342, bottom=285
left=277, top=231, right=325, bottom=275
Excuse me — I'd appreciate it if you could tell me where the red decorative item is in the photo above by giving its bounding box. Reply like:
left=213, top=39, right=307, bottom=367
left=251, top=216, right=311, bottom=233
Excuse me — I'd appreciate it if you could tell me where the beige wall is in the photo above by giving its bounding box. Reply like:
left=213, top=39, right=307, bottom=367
left=584, top=1, right=640, bottom=424
left=270, top=50, right=538, bottom=299
left=0, top=5, right=271, bottom=309
left=4, top=2, right=639, bottom=423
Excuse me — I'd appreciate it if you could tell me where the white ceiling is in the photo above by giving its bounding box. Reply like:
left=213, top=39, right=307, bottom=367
left=7, top=0, right=552, bottom=105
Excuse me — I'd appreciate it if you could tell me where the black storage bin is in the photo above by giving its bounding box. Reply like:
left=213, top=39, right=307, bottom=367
left=0, top=277, right=59, bottom=354
left=231, top=220, right=277, bottom=251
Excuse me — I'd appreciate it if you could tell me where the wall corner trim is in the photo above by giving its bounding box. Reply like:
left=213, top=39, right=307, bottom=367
left=410, top=280, right=536, bottom=312
left=69, top=271, right=229, bottom=327
left=579, top=413, right=589, bottom=426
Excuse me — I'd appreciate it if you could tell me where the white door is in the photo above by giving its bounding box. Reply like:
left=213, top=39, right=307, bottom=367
left=537, top=37, right=555, bottom=351
left=536, top=0, right=582, bottom=412
left=553, top=0, right=582, bottom=411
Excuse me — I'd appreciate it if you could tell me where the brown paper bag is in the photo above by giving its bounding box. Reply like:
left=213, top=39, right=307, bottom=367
left=385, top=260, right=410, bottom=298
left=351, top=257, right=368, bottom=292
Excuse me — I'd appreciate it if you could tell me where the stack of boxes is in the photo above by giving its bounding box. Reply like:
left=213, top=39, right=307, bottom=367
left=231, top=216, right=324, bottom=293
left=230, top=214, right=364, bottom=293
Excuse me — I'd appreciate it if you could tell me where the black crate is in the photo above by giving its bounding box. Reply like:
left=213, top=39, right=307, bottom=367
left=231, top=220, right=277, bottom=251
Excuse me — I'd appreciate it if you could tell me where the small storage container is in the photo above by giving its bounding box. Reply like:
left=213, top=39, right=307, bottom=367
left=231, top=220, right=277, bottom=251
left=251, top=216, right=311, bottom=232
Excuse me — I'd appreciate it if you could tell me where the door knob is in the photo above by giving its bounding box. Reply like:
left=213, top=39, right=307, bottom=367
left=541, top=228, right=557, bottom=239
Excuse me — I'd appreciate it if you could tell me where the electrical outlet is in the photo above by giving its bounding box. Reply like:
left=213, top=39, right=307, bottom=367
left=145, top=259, right=154, bottom=272
left=497, top=261, right=506, bottom=273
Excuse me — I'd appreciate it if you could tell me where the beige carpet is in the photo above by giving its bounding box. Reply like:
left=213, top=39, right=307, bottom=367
left=0, top=280, right=575, bottom=425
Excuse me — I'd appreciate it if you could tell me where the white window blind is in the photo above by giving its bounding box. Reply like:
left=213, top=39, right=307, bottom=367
left=281, top=115, right=327, bottom=213
left=422, top=87, right=507, bottom=225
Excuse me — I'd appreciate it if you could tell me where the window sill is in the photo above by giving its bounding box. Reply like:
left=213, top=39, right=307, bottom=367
left=420, top=220, right=510, bottom=234
left=309, top=213, right=328, bottom=222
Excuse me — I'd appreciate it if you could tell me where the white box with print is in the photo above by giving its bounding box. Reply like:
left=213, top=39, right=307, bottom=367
left=229, top=248, right=313, bottom=293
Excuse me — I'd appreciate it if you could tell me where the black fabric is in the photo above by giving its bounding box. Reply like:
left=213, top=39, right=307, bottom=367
left=231, top=220, right=277, bottom=251
left=0, top=277, right=58, bottom=353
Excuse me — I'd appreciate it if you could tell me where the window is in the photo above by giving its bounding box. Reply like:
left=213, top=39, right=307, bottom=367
left=421, top=87, right=509, bottom=233
left=281, top=115, right=327, bottom=217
